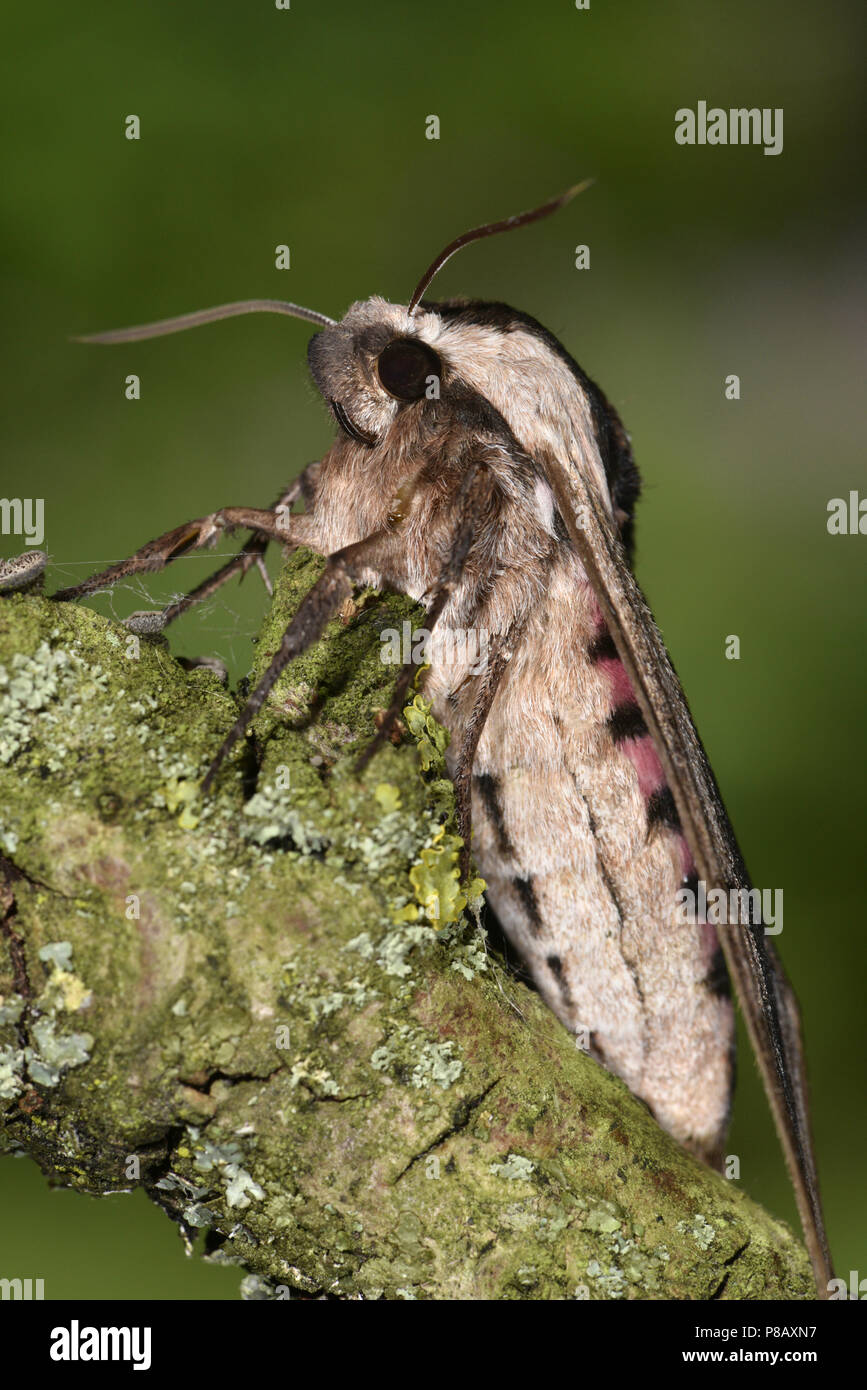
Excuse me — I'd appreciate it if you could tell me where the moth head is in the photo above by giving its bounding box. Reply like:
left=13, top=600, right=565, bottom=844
left=71, top=183, right=640, bottom=532
left=306, top=182, right=593, bottom=454
left=308, top=289, right=639, bottom=555
left=306, top=298, right=443, bottom=449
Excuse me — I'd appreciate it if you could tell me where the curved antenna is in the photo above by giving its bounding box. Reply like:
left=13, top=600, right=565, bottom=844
left=407, top=179, right=593, bottom=314
left=72, top=298, right=336, bottom=344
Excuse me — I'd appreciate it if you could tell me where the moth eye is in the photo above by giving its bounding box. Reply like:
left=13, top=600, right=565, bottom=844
left=376, top=337, right=441, bottom=402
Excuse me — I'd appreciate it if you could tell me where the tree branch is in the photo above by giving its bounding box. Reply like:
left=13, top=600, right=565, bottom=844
left=0, top=551, right=812, bottom=1299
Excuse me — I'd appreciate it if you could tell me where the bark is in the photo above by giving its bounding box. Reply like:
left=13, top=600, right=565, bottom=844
left=0, top=550, right=813, bottom=1300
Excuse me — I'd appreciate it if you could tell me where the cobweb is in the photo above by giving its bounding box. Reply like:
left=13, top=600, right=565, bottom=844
left=44, top=550, right=280, bottom=683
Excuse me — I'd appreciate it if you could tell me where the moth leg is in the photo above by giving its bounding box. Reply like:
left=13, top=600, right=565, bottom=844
left=51, top=502, right=317, bottom=603
left=355, top=461, right=486, bottom=770
left=352, top=577, right=455, bottom=777
left=148, top=540, right=273, bottom=633
left=133, top=467, right=320, bottom=633
left=359, top=602, right=526, bottom=881
left=450, top=626, right=525, bottom=882
left=200, top=525, right=398, bottom=793
left=356, top=458, right=525, bottom=879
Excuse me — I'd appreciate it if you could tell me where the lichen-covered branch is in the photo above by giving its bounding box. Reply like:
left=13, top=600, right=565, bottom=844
left=0, top=551, right=812, bottom=1299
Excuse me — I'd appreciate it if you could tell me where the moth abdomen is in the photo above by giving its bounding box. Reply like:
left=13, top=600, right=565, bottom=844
left=427, top=559, right=735, bottom=1166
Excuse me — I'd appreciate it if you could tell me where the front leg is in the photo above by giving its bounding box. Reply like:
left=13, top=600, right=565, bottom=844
left=51, top=505, right=321, bottom=603
left=142, top=468, right=321, bottom=631
left=202, top=451, right=493, bottom=790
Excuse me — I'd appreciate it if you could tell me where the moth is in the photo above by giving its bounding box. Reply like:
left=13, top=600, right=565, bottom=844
left=46, top=186, right=832, bottom=1295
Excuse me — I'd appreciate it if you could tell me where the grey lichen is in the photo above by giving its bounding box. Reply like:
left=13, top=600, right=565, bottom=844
left=0, top=1044, right=25, bottom=1100
left=371, top=1026, right=463, bottom=1090
left=490, top=1153, right=537, bottom=1182
left=0, top=642, right=74, bottom=767
left=25, top=1018, right=94, bottom=1088
left=678, top=1213, right=717, bottom=1251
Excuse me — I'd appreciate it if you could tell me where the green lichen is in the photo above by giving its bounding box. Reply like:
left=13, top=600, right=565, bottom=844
left=43, top=971, right=92, bottom=1014
left=7, top=938, right=96, bottom=1088
left=405, top=828, right=485, bottom=928
left=161, top=778, right=201, bottom=831
left=585, top=1198, right=624, bottom=1234
left=585, top=1257, right=627, bottom=1299
left=410, top=1040, right=463, bottom=1089
left=373, top=783, right=402, bottom=814
left=239, top=1273, right=275, bottom=1300
left=288, top=1057, right=340, bottom=1096
left=241, top=784, right=330, bottom=852
left=402, top=692, right=449, bottom=772
left=37, top=941, right=73, bottom=971
left=183, top=1201, right=218, bottom=1228
left=36, top=943, right=82, bottom=996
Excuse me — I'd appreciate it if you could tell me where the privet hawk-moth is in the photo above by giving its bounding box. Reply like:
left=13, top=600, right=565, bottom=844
left=37, top=186, right=832, bottom=1295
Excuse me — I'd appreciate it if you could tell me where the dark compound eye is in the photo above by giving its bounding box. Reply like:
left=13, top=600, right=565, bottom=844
left=376, top=337, right=441, bottom=402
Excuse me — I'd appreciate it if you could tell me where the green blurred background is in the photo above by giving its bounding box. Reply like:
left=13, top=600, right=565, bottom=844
left=1, top=0, right=864, bottom=1298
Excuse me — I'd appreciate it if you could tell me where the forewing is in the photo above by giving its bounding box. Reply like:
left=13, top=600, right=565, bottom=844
left=539, top=445, right=833, bottom=1297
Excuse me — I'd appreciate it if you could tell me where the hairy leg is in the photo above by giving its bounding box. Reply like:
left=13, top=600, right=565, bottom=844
left=355, top=457, right=487, bottom=772
left=352, top=576, right=457, bottom=777
left=132, top=467, right=320, bottom=632
left=450, top=620, right=528, bottom=880
left=201, top=525, right=400, bottom=792
left=350, top=457, right=532, bottom=882
left=52, top=502, right=320, bottom=603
